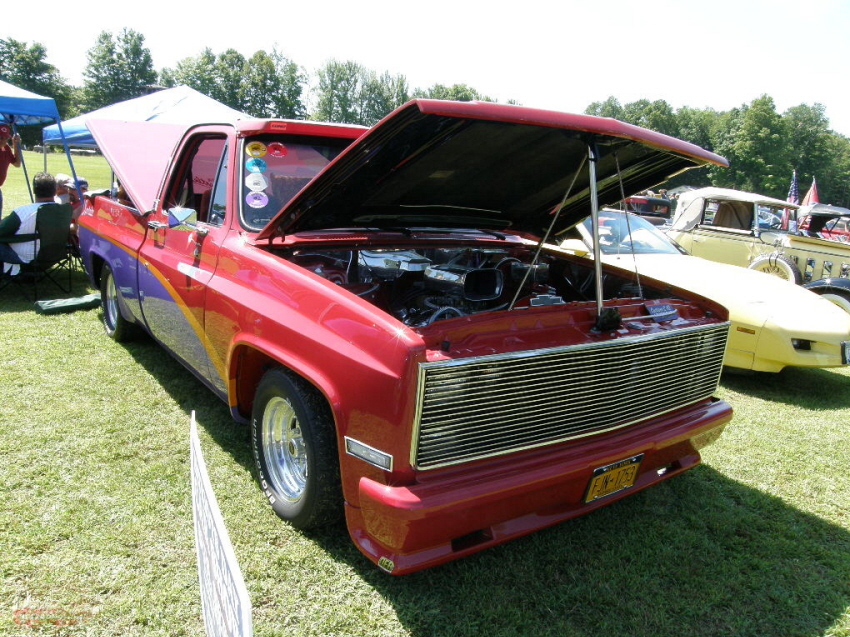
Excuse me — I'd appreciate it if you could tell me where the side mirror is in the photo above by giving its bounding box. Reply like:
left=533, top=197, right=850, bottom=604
left=167, top=206, right=198, bottom=230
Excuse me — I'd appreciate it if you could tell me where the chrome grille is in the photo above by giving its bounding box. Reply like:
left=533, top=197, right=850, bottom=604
left=412, top=322, right=728, bottom=469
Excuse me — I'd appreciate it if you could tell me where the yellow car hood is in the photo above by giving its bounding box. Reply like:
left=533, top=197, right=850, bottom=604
left=604, top=253, right=850, bottom=336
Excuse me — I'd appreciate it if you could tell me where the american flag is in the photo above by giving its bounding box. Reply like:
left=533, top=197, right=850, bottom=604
left=787, top=170, right=800, bottom=204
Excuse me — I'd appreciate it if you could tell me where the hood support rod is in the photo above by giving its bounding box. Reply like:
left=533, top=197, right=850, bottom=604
left=588, top=142, right=622, bottom=331
left=587, top=143, right=604, bottom=318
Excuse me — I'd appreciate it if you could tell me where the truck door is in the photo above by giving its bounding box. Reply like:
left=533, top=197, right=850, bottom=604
left=137, top=134, right=228, bottom=392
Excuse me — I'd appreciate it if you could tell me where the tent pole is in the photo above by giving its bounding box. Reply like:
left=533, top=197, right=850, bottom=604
left=56, top=121, right=83, bottom=203
left=10, top=118, right=33, bottom=202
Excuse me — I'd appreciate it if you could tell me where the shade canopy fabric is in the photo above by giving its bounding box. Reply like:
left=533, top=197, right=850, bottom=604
left=42, top=85, right=247, bottom=148
left=0, top=79, right=62, bottom=125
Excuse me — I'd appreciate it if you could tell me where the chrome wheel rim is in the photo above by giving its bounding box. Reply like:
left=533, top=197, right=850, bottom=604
left=105, top=273, right=120, bottom=329
left=262, top=397, right=307, bottom=502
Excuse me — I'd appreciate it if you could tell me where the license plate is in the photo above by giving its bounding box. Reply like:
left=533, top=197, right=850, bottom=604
left=584, top=454, right=643, bottom=503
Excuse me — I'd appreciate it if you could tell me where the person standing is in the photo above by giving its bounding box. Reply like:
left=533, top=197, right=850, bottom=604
left=0, top=123, right=23, bottom=218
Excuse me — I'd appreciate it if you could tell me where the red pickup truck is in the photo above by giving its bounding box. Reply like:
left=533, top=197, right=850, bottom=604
left=78, top=100, right=732, bottom=574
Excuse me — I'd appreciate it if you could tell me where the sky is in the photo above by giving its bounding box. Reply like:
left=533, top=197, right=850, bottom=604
left=6, top=0, right=850, bottom=136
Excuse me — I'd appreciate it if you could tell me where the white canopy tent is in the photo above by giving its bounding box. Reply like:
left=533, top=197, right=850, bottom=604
left=42, top=86, right=247, bottom=148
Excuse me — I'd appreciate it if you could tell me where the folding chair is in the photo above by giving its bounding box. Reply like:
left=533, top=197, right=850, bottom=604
left=0, top=203, right=74, bottom=301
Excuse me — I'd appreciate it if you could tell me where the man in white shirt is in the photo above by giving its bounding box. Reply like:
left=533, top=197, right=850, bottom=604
left=0, top=172, right=57, bottom=274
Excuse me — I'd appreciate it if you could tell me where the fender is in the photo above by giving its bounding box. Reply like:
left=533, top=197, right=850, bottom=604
left=804, top=277, right=850, bottom=293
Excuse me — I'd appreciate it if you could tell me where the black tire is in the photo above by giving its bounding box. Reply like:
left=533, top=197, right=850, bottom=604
left=100, top=264, right=139, bottom=341
left=251, top=368, right=341, bottom=529
left=748, top=253, right=803, bottom=285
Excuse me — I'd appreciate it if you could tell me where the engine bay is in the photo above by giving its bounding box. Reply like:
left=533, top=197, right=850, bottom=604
left=282, top=245, right=658, bottom=327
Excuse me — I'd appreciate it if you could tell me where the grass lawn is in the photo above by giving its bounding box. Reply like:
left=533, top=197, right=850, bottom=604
left=1, top=156, right=848, bottom=635
left=1, top=282, right=848, bottom=636
left=1, top=150, right=112, bottom=214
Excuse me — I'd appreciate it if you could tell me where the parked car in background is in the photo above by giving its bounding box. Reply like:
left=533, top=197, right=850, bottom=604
left=666, top=187, right=850, bottom=314
left=797, top=203, right=850, bottom=243
left=559, top=211, right=850, bottom=372
left=624, top=195, right=673, bottom=225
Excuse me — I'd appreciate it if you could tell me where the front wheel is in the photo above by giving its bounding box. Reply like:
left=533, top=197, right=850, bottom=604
left=748, top=253, right=803, bottom=285
left=251, top=369, right=341, bottom=529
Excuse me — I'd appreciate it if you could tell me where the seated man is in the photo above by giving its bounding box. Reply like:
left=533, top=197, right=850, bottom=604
left=0, top=172, right=57, bottom=275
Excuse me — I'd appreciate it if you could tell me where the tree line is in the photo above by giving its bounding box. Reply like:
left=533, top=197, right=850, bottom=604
left=2, top=29, right=848, bottom=206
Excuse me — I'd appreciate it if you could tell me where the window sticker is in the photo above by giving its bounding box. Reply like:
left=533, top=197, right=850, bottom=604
left=245, top=173, right=268, bottom=192
left=246, top=141, right=267, bottom=157
left=267, top=142, right=288, bottom=157
left=245, top=157, right=267, bottom=173
left=246, top=192, right=269, bottom=208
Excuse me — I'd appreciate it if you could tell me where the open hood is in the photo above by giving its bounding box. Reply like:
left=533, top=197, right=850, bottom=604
left=88, top=118, right=188, bottom=213
left=256, top=100, right=727, bottom=241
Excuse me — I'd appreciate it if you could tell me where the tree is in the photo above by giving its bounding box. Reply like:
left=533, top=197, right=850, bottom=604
left=585, top=96, right=624, bottom=120
left=709, top=96, right=787, bottom=195
left=414, top=83, right=492, bottom=102
left=819, top=133, right=850, bottom=207
left=0, top=37, right=72, bottom=117
left=359, top=71, right=409, bottom=125
left=313, top=60, right=364, bottom=124
left=263, top=50, right=306, bottom=119
left=241, top=51, right=279, bottom=118
left=82, top=29, right=157, bottom=110
left=622, top=100, right=680, bottom=138
left=160, top=48, right=219, bottom=98
left=213, top=49, right=248, bottom=111
left=783, top=103, right=832, bottom=199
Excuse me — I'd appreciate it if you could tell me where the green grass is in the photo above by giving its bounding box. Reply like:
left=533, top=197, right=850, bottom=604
left=2, top=150, right=112, bottom=212
left=0, top=210, right=848, bottom=634
left=1, top=284, right=848, bottom=636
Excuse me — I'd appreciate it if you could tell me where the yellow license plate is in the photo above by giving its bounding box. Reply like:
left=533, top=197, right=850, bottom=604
left=584, top=454, right=643, bottom=503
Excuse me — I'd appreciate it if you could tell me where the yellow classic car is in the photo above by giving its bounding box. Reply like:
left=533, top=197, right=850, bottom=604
left=560, top=210, right=850, bottom=373
left=665, top=187, right=850, bottom=313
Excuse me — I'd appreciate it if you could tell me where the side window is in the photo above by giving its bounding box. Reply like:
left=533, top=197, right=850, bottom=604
left=166, top=136, right=227, bottom=223
left=709, top=200, right=753, bottom=231
left=208, top=145, right=229, bottom=226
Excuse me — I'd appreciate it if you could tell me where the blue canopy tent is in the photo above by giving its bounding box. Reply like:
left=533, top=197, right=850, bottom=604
left=0, top=79, right=80, bottom=203
left=42, top=85, right=247, bottom=148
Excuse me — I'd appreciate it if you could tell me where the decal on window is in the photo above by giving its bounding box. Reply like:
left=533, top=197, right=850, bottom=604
left=245, top=173, right=268, bottom=192
left=267, top=142, right=288, bottom=157
left=245, top=192, right=269, bottom=208
left=246, top=141, right=267, bottom=157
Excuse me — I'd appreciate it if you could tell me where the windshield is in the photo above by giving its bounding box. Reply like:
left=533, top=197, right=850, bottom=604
left=583, top=210, right=685, bottom=255
left=239, top=134, right=353, bottom=231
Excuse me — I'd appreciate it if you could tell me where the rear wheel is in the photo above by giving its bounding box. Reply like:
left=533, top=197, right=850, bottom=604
left=748, top=253, right=803, bottom=285
left=251, top=368, right=341, bottom=529
left=100, top=264, right=139, bottom=341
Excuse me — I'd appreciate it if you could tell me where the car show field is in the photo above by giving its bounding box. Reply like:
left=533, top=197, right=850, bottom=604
left=1, top=294, right=848, bottom=635
left=2, top=138, right=848, bottom=634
